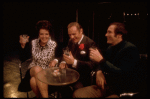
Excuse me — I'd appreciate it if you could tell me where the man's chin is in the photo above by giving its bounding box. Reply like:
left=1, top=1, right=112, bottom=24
left=72, top=39, right=77, bottom=43
left=107, top=41, right=112, bottom=44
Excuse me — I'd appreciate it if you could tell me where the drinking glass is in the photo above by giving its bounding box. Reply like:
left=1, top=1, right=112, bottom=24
left=61, top=68, right=66, bottom=80
left=63, top=47, right=70, bottom=56
left=22, top=34, right=29, bottom=43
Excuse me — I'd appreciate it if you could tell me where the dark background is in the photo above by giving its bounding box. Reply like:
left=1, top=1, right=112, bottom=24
left=3, top=2, right=147, bottom=57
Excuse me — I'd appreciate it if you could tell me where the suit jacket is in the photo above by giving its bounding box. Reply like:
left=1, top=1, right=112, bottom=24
left=97, top=41, right=140, bottom=94
left=67, top=35, right=96, bottom=86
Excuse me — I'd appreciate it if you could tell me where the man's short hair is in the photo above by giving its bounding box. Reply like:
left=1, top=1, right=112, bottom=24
left=109, top=22, right=128, bottom=40
left=67, top=22, right=83, bottom=31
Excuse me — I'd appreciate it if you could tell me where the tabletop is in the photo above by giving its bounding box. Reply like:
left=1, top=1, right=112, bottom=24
left=37, top=67, right=80, bottom=86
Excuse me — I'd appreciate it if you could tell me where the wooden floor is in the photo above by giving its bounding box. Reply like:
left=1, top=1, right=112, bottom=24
left=3, top=51, right=36, bottom=98
left=3, top=51, right=65, bottom=98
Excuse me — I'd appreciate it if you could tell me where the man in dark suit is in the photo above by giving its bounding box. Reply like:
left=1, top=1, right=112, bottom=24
left=59, top=22, right=96, bottom=88
left=73, top=22, right=142, bottom=98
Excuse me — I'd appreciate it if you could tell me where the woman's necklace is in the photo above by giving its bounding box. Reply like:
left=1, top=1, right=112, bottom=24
left=39, top=41, right=46, bottom=47
left=39, top=41, right=47, bottom=51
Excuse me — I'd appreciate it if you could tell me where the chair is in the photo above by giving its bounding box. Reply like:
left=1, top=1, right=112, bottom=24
left=117, top=54, right=147, bottom=97
left=90, top=71, right=96, bottom=85
left=18, top=59, right=32, bottom=98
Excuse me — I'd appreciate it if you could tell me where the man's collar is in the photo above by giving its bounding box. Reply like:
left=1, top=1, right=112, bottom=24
left=78, top=34, right=84, bottom=45
left=111, top=40, right=125, bottom=49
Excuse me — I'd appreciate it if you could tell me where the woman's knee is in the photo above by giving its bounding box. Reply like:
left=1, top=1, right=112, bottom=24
left=30, top=77, right=36, bottom=85
left=30, top=66, right=43, bottom=77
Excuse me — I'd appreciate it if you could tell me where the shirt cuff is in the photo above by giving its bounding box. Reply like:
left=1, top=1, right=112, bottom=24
left=54, top=59, right=58, bottom=64
left=72, top=59, right=77, bottom=68
left=61, top=61, right=66, bottom=64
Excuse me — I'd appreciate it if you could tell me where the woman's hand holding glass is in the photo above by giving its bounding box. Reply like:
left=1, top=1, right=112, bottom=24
left=19, top=34, right=29, bottom=48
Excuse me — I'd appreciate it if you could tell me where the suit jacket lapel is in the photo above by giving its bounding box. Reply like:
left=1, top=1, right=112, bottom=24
left=79, top=35, right=86, bottom=45
left=72, top=43, right=78, bottom=57
left=70, top=35, right=86, bottom=58
left=75, top=36, right=86, bottom=58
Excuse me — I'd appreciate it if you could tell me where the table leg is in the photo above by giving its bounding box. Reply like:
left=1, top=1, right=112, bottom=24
left=55, top=91, right=58, bottom=98
left=54, top=91, right=61, bottom=98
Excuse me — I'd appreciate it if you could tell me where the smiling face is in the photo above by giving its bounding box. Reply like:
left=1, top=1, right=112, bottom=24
left=105, top=25, right=123, bottom=46
left=68, top=26, right=83, bottom=43
left=39, top=29, right=50, bottom=45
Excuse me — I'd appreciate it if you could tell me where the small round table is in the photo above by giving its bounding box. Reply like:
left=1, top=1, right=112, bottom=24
left=37, top=67, right=80, bottom=98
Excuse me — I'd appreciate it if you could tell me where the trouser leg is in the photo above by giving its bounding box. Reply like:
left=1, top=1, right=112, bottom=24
left=73, top=85, right=104, bottom=98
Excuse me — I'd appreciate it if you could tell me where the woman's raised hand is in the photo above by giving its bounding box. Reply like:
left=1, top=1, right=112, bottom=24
left=19, top=34, right=29, bottom=48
